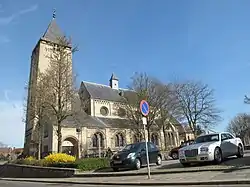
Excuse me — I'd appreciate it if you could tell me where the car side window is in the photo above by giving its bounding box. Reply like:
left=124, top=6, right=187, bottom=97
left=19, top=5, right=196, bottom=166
left=147, top=142, right=156, bottom=151
left=140, top=143, right=146, bottom=151
left=226, top=133, right=234, bottom=139
left=221, top=133, right=228, bottom=141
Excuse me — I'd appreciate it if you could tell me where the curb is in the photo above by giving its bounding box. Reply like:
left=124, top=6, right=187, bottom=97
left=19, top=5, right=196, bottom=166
left=2, top=178, right=250, bottom=186
left=74, top=167, right=235, bottom=178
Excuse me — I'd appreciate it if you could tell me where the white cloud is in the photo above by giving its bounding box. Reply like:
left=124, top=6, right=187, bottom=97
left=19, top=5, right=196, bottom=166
left=0, top=100, right=24, bottom=148
left=19, top=5, right=38, bottom=15
left=0, top=4, right=38, bottom=25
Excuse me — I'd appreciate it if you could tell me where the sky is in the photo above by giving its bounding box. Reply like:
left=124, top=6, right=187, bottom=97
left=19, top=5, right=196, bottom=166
left=1, top=0, right=250, bottom=147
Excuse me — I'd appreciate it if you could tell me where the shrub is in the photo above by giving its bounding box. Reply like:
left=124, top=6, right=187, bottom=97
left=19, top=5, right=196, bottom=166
left=44, top=153, right=76, bottom=164
left=14, top=156, right=40, bottom=166
left=12, top=154, right=109, bottom=171
left=76, top=158, right=109, bottom=171
left=25, top=156, right=36, bottom=161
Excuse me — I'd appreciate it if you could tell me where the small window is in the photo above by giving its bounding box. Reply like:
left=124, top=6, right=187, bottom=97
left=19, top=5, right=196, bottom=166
left=148, top=142, right=156, bottom=151
left=100, top=106, right=109, bottom=116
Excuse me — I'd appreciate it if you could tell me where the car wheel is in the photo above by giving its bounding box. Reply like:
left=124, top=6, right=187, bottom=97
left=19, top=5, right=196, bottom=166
left=112, top=167, right=119, bottom=172
left=156, top=155, right=162, bottom=165
left=181, top=162, right=190, bottom=167
left=214, top=147, right=222, bottom=164
left=237, top=144, right=244, bottom=158
left=134, top=158, right=141, bottom=170
left=171, top=152, right=178, bottom=160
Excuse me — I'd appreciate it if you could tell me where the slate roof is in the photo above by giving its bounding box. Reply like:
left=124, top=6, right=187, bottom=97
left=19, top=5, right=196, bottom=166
left=41, top=18, right=64, bottom=44
left=96, top=117, right=131, bottom=129
left=62, top=111, right=129, bottom=129
left=62, top=113, right=109, bottom=129
left=81, top=81, right=137, bottom=102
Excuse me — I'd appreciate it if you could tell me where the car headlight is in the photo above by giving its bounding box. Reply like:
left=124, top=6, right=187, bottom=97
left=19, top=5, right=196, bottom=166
left=200, top=147, right=209, bottom=152
left=127, top=152, right=136, bottom=159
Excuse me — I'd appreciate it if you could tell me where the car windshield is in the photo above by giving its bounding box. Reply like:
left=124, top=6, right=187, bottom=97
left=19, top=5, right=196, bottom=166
left=122, top=143, right=140, bottom=151
left=195, top=134, right=219, bottom=143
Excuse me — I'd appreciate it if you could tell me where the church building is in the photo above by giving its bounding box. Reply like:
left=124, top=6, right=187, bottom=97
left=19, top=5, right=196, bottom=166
left=24, top=13, right=194, bottom=157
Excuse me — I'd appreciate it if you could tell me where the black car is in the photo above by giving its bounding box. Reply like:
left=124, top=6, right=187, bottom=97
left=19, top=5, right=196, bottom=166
left=110, top=141, right=162, bottom=171
left=169, top=140, right=194, bottom=160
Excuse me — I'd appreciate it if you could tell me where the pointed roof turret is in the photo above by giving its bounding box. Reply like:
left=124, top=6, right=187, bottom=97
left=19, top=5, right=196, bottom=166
left=109, top=73, right=119, bottom=81
left=41, top=9, right=64, bottom=44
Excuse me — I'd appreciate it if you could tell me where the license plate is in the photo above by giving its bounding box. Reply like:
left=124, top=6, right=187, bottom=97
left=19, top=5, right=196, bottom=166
left=114, top=160, right=122, bottom=164
left=186, top=157, right=196, bottom=161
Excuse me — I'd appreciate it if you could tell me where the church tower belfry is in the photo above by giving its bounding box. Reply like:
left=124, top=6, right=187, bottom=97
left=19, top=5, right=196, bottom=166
left=109, top=73, right=119, bottom=89
left=24, top=10, right=73, bottom=155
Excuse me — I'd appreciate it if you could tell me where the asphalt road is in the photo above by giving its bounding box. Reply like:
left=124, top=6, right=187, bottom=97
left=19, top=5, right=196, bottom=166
left=0, top=181, right=250, bottom=187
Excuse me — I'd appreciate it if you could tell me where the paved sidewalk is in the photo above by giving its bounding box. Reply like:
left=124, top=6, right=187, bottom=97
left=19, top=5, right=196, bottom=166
left=2, top=168, right=250, bottom=185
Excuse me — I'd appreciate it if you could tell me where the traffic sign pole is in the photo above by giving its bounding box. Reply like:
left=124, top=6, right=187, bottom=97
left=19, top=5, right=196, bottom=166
left=142, top=117, right=151, bottom=179
left=140, top=100, right=151, bottom=179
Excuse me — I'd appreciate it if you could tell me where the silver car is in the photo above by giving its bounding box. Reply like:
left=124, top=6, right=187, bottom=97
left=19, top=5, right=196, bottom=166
left=178, top=132, right=244, bottom=167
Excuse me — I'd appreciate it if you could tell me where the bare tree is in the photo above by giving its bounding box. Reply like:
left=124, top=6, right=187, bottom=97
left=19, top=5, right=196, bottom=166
left=173, top=81, right=221, bottom=137
left=24, top=72, right=50, bottom=159
left=42, top=36, right=78, bottom=153
left=244, top=95, right=250, bottom=104
left=227, top=113, right=250, bottom=143
left=155, top=83, right=183, bottom=149
left=124, top=72, right=174, bottom=141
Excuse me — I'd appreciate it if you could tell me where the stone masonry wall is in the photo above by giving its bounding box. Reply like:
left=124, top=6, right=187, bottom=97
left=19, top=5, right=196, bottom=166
left=0, top=164, right=75, bottom=178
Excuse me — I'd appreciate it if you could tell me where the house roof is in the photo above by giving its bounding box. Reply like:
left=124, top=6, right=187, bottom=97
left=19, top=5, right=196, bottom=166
left=62, top=112, right=130, bottom=129
left=96, top=117, right=131, bottom=129
left=80, top=81, right=136, bottom=102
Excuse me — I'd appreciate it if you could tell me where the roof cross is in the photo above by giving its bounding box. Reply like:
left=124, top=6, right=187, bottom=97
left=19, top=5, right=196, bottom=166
left=52, top=9, right=56, bottom=19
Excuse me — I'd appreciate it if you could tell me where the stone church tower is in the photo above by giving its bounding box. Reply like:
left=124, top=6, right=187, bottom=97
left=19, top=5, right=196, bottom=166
left=24, top=11, right=72, bottom=155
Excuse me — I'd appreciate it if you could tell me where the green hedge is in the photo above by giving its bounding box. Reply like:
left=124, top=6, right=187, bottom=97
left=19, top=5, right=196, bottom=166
left=76, top=158, right=109, bottom=171
left=12, top=158, right=110, bottom=171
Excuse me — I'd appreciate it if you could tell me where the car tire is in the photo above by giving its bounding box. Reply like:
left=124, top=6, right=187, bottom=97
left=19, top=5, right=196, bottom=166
left=156, top=155, right=162, bottom=165
left=112, top=167, right=119, bottom=172
left=134, top=158, right=141, bottom=170
left=236, top=144, right=244, bottom=158
left=171, top=152, right=178, bottom=160
left=214, top=147, right=222, bottom=164
left=181, top=162, right=190, bottom=167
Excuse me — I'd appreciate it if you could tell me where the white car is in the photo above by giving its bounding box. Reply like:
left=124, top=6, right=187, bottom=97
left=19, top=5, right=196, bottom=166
left=178, top=132, right=244, bottom=167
